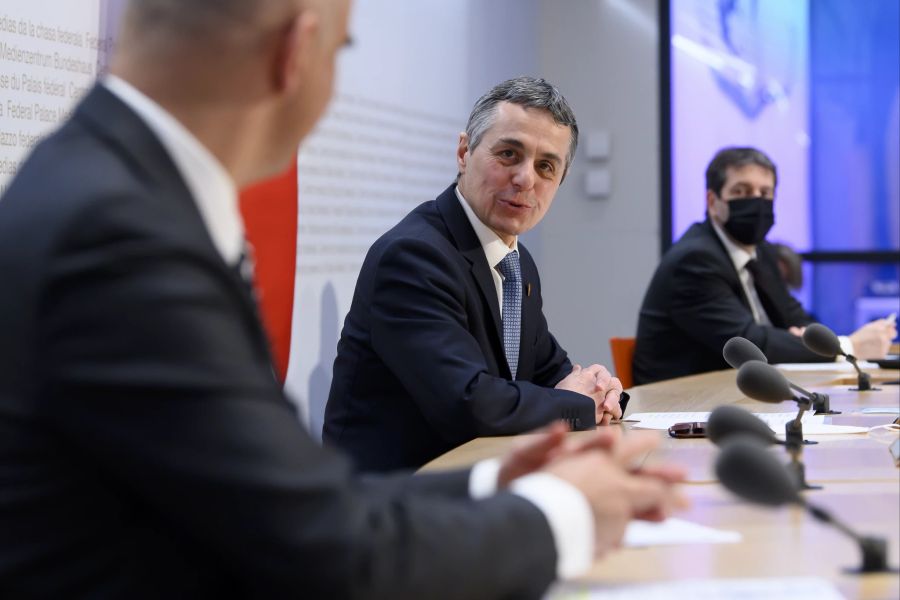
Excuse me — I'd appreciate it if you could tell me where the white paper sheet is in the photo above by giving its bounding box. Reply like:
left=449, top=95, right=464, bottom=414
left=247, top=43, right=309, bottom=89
left=626, top=411, right=824, bottom=431
left=775, top=361, right=878, bottom=371
left=775, top=423, right=868, bottom=435
left=860, top=407, right=900, bottom=415
left=547, top=577, right=846, bottom=600
left=623, top=518, right=741, bottom=547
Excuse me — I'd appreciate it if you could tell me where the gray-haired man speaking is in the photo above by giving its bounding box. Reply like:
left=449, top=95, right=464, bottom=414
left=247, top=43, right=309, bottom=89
left=325, top=77, right=624, bottom=472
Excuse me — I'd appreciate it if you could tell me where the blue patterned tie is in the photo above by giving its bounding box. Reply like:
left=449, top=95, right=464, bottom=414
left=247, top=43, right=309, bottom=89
left=497, top=250, right=522, bottom=379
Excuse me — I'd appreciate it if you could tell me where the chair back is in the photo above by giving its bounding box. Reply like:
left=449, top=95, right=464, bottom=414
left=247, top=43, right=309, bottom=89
left=609, top=337, right=636, bottom=389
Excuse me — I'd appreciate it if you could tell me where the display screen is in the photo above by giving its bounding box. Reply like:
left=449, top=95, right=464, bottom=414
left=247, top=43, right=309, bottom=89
left=668, top=0, right=810, bottom=250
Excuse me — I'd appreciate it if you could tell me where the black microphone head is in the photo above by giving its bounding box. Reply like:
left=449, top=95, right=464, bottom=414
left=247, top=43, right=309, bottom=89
left=723, top=337, right=768, bottom=369
left=802, top=323, right=843, bottom=358
left=736, top=360, right=794, bottom=403
left=715, top=436, right=800, bottom=506
left=707, top=405, right=778, bottom=446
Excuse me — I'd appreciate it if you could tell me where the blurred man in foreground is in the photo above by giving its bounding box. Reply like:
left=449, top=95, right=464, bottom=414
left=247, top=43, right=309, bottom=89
left=634, top=146, right=895, bottom=385
left=0, top=1, right=685, bottom=597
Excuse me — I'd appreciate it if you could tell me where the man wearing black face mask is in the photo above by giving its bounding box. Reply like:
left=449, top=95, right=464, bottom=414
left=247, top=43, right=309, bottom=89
left=632, top=146, right=895, bottom=385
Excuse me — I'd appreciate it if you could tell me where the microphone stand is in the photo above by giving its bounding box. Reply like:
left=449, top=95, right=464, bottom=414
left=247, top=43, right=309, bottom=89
left=789, top=382, right=838, bottom=415
left=803, top=502, right=897, bottom=573
left=784, top=396, right=820, bottom=490
left=845, top=353, right=877, bottom=392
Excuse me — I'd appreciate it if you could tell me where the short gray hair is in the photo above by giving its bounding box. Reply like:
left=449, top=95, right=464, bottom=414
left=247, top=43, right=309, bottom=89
left=705, top=146, right=777, bottom=196
left=465, top=76, right=579, bottom=179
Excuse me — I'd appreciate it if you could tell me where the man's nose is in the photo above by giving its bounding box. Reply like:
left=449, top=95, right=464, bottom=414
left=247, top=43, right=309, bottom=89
left=511, top=162, right=535, bottom=190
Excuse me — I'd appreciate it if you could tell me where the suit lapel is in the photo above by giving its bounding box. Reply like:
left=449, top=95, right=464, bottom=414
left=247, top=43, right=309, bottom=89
left=435, top=185, right=505, bottom=357
left=517, top=247, right=538, bottom=380
left=701, top=220, right=755, bottom=313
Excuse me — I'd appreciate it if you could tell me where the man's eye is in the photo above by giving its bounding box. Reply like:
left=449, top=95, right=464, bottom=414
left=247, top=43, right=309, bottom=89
left=538, top=162, right=555, bottom=174
left=498, top=149, right=516, bottom=159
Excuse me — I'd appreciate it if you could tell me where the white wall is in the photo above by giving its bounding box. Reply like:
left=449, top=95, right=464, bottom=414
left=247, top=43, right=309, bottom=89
left=458, top=0, right=662, bottom=371
left=0, top=0, right=122, bottom=194
left=531, top=0, right=661, bottom=369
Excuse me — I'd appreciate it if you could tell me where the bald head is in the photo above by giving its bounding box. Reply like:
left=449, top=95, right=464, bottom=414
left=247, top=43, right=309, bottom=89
left=124, top=0, right=268, bottom=27
left=111, top=0, right=352, bottom=185
left=119, top=0, right=300, bottom=56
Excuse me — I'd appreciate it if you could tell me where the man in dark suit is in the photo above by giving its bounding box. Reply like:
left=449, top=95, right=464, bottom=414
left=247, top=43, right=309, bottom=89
left=0, top=1, right=685, bottom=597
left=324, top=77, right=624, bottom=473
left=633, top=146, right=896, bottom=385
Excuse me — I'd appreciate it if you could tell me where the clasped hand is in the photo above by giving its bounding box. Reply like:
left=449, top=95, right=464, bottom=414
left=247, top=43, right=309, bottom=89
left=497, top=423, right=688, bottom=559
left=555, top=363, right=623, bottom=425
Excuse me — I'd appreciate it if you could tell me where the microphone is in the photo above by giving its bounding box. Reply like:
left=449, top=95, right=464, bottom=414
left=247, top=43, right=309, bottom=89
left=715, top=436, right=798, bottom=505
left=735, top=360, right=819, bottom=489
left=722, top=336, right=836, bottom=414
left=716, top=437, right=896, bottom=573
left=802, top=322, right=842, bottom=356
left=722, top=336, right=767, bottom=367
left=735, top=360, right=794, bottom=401
left=803, top=323, right=875, bottom=391
left=706, top=405, right=780, bottom=447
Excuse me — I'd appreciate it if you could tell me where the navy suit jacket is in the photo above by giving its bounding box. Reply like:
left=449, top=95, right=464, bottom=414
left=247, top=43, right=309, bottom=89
left=324, top=185, right=595, bottom=472
left=633, top=219, right=828, bottom=384
left=0, top=86, right=558, bottom=599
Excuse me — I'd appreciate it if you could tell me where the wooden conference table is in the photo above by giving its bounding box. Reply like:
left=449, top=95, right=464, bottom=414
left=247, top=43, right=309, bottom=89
left=421, top=366, right=900, bottom=599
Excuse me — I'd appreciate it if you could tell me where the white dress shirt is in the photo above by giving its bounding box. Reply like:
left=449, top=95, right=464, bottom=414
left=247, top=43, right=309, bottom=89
left=103, top=76, right=243, bottom=266
left=101, top=80, right=596, bottom=580
left=455, top=186, right=519, bottom=316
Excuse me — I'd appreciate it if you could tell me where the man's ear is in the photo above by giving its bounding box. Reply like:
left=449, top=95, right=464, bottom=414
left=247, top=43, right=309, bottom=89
left=456, top=132, right=469, bottom=173
left=272, top=10, right=320, bottom=94
left=705, top=189, right=717, bottom=217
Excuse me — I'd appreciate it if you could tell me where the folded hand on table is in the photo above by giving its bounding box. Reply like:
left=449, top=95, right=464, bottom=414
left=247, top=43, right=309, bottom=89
left=555, top=364, right=624, bottom=425
left=496, top=423, right=688, bottom=558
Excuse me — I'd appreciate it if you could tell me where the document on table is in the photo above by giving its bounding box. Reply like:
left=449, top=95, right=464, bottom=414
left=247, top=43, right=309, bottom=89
left=626, top=411, right=824, bottom=431
left=547, top=577, right=846, bottom=600
left=860, top=407, right=900, bottom=415
left=776, top=423, right=868, bottom=435
left=627, top=412, right=866, bottom=435
left=775, top=361, right=878, bottom=371
left=623, top=518, right=741, bottom=547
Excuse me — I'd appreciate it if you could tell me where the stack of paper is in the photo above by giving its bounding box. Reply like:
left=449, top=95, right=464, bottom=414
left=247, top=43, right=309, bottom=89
left=775, top=361, right=878, bottom=371
left=624, top=518, right=741, bottom=547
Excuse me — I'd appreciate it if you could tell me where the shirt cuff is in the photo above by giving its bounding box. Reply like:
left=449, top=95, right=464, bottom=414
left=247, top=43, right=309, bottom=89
left=838, top=335, right=854, bottom=359
left=509, top=473, right=595, bottom=579
left=468, top=458, right=501, bottom=499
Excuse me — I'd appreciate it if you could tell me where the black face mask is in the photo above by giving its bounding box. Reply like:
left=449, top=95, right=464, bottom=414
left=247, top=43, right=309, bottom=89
left=721, top=196, right=774, bottom=245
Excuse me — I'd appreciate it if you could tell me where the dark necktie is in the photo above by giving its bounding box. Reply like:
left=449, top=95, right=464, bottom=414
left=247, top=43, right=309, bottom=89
left=232, top=241, right=277, bottom=379
left=744, top=258, right=785, bottom=328
left=233, top=242, right=257, bottom=296
left=497, top=250, right=522, bottom=379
